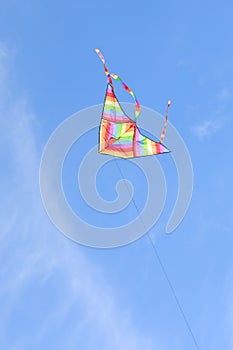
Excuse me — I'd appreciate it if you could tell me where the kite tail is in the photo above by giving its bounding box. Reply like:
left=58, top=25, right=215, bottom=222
left=111, top=73, right=140, bottom=120
left=160, top=100, right=171, bottom=144
left=95, top=48, right=113, bottom=85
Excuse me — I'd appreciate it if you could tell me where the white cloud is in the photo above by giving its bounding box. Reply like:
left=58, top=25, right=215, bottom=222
left=0, top=43, right=156, bottom=350
left=192, top=119, right=222, bottom=140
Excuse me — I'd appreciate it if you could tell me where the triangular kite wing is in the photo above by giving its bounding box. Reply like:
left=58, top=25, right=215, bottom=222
left=99, top=84, right=170, bottom=158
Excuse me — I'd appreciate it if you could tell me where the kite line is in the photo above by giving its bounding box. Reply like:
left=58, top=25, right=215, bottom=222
left=115, top=159, right=200, bottom=349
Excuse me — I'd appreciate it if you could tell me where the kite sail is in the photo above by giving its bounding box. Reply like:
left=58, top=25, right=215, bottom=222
left=95, top=48, right=171, bottom=159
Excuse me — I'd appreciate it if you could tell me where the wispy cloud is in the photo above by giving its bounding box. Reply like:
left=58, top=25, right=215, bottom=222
left=192, top=87, right=233, bottom=140
left=217, top=87, right=233, bottom=101
left=192, top=119, right=222, bottom=140
left=0, top=43, right=156, bottom=350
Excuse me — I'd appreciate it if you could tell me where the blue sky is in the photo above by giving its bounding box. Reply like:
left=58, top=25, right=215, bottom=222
left=0, top=0, right=233, bottom=349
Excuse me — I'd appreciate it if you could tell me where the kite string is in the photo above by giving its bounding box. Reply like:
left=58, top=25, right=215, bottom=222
left=147, top=233, right=200, bottom=350
left=114, top=159, right=200, bottom=350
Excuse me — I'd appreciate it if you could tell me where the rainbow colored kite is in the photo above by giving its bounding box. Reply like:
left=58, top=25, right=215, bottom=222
left=95, top=48, right=171, bottom=159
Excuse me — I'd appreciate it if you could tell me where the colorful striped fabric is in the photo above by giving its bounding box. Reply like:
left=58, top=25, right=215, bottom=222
left=95, top=48, right=113, bottom=85
left=111, top=73, right=140, bottom=120
left=160, top=100, right=171, bottom=143
left=96, top=49, right=171, bottom=159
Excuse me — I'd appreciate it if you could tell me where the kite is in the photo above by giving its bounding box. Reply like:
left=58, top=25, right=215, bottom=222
left=95, top=48, right=171, bottom=159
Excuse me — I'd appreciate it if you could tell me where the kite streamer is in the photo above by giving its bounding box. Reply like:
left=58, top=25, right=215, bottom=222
left=95, top=48, right=113, bottom=85
left=160, top=100, right=171, bottom=143
left=111, top=73, right=140, bottom=120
